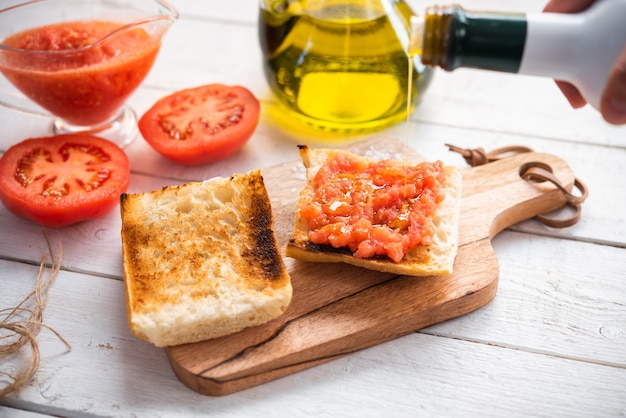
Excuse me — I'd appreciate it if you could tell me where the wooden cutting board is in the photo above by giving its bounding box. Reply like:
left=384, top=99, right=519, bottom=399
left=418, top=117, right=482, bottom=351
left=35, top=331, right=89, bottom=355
left=165, top=138, right=577, bottom=396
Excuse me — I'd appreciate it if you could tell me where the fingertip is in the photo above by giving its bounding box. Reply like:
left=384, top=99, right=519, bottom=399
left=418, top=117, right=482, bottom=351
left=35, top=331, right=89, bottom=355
left=601, top=97, right=626, bottom=125
left=555, top=81, right=587, bottom=108
left=543, top=0, right=595, bottom=13
left=600, top=48, right=626, bottom=125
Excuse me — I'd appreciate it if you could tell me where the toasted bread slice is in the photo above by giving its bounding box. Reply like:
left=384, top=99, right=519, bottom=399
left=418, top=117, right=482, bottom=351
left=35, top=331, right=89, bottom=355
left=286, top=146, right=462, bottom=276
left=120, top=170, right=292, bottom=347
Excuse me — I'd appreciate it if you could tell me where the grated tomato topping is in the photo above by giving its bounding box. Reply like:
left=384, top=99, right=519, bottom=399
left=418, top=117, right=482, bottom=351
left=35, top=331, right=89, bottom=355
left=300, top=153, right=447, bottom=262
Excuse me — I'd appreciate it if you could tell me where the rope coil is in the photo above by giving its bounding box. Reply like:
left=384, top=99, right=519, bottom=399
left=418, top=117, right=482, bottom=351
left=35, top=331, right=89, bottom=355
left=0, top=236, right=71, bottom=396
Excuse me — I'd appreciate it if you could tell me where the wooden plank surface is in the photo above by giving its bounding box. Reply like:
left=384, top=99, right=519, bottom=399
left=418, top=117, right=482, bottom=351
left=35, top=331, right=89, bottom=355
left=1, top=0, right=625, bottom=416
left=2, top=234, right=624, bottom=417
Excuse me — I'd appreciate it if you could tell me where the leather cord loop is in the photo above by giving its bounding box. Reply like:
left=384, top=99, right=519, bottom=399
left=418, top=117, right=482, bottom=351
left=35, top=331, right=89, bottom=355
left=446, top=144, right=534, bottom=167
left=447, top=144, right=589, bottom=229
left=520, top=165, right=589, bottom=228
left=534, top=203, right=582, bottom=229
left=521, top=166, right=589, bottom=205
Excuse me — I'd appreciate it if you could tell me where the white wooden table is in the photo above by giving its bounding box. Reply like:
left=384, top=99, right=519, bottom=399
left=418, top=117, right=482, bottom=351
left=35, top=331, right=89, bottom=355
left=1, top=1, right=625, bottom=416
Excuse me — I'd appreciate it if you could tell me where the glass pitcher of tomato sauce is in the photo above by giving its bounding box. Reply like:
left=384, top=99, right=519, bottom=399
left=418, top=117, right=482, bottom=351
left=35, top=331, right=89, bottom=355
left=258, top=0, right=433, bottom=136
left=0, top=0, right=178, bottom=147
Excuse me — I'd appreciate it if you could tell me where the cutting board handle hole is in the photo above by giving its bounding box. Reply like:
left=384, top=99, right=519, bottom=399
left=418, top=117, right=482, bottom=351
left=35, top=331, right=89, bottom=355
left=518, top=162, right=554, bottom=184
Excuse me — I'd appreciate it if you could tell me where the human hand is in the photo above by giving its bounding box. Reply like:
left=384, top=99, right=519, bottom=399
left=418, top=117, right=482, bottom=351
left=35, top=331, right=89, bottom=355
left=544, top=0, right=626, bottom=125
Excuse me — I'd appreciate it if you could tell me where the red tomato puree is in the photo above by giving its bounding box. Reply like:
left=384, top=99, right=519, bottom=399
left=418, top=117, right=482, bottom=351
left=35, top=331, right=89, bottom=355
left=0, top=21, right=161, bottom=125
left=299, top=153, right=447, bottom=263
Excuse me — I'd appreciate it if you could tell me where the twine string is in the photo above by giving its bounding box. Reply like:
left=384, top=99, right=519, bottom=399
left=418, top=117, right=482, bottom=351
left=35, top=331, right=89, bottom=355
left=0, top=235, right=71, bottom=397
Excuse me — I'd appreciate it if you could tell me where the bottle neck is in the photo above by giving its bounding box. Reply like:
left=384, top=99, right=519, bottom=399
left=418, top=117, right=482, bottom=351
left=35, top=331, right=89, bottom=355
left=417, top=5, right=527, bottom=73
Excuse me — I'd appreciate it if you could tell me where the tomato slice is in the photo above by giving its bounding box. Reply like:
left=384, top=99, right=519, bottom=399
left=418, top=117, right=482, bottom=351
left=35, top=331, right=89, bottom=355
left=0, top=134, right=130, bottom=227
left=138, top=84, right=260, bottom=165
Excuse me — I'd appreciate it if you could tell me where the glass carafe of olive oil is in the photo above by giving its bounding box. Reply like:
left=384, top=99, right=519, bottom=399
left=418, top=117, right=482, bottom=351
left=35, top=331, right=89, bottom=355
left=259, top=0, right=433, bottom=134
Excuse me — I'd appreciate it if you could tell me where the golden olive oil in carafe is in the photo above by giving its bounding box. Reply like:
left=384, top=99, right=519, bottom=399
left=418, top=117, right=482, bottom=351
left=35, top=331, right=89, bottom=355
left=259, top=0, right=432, bottom=134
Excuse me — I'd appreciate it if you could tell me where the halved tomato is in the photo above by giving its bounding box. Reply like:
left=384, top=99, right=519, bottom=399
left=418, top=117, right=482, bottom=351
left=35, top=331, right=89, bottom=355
left=0, top=134, right=130, bottom=227
left=138, top=84, right=260, bottom=165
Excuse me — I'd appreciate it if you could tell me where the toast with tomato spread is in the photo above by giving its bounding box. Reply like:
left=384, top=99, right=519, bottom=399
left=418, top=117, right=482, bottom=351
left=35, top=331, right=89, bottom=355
left=286, top=146, right=462, bottom=276
left=120, top=170, right=292, bottom=347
